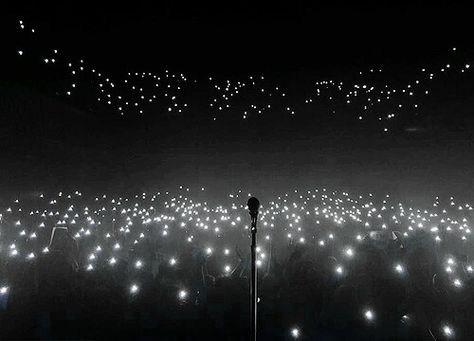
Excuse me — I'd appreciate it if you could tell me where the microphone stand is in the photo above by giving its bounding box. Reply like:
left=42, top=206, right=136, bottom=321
left=247, top=197, right=260, bottom=341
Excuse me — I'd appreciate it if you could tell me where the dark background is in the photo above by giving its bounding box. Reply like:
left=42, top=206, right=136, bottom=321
left=1, top=1, right=474, bottom=203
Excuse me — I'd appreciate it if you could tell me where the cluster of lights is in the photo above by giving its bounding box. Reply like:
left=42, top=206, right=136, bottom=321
left=13, top=19, right=472, bottom=131
left=15, top=20, right=189, bottom=116
left=0, top=186, right=472, bottom=338
left=209, top=76, right=293, bottom=120
left=305, top=50, right=472, bottom=132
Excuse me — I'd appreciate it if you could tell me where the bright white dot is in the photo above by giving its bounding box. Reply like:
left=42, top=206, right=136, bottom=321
left=0, top=286, right=8, bottom=295
left=178, top=290, right=188, bottom=300
left=291, top=328, right=300, bottom=338
left=169, top=258, right=177, bottom=266
left=442, top=325, right=454, bottom=337
left=364, top=309, right=374, bottom=321
left=395, top=264, right=404, bottom=274
left=130, top=284, right=139, bottom=294
left=135, top=260, right=143, bottom=269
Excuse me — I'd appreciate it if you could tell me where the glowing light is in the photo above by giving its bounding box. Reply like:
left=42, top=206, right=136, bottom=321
left=130, top=284, right=139, bottom=294
left=364, top=309, right=375, bottom=321
left=291, top=328, right=300, bottom=338
left=178, top=290, right=188, bottom=300
left=394, top=264, right=404, bottom=274
left=442, top=325, right=454, bottom=337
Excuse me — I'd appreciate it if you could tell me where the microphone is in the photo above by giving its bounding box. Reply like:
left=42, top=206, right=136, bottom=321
left=247, top=197, right=260, bottom=219
left=247, top=196, right=260, bottom=341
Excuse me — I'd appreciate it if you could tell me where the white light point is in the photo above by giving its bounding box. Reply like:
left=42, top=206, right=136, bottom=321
left=130, top=284, right=139, bottom=294
left=442, top=325, right=454, bottom=337
left=291, top=328, right=300, bottom=338
left=364, top=309, right=375, bottom=321
left=395, top=264, right=404, bottom=274
left=178, top=290, right=188, bottom=300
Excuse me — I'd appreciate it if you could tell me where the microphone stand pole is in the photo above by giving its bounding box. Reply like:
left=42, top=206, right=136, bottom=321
left=251, top=214, right=257, bottom=341
left=247, top=197, right=259, bottom=341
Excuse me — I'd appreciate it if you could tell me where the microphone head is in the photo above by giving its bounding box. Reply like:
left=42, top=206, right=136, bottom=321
left=247, top=197, right=260, bottom=215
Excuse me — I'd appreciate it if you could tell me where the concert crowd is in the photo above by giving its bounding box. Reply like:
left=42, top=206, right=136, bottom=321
left=0, top=188, right=472, bottom=340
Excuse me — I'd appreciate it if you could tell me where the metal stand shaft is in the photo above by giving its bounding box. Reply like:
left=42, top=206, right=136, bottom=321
left=250, top=215, right=257, bottom=341
left=247, top=197, right=260, bottom=341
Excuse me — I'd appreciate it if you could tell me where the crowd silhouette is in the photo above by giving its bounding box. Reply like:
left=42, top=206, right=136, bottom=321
left=1, top=190, right=473, bottom=340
